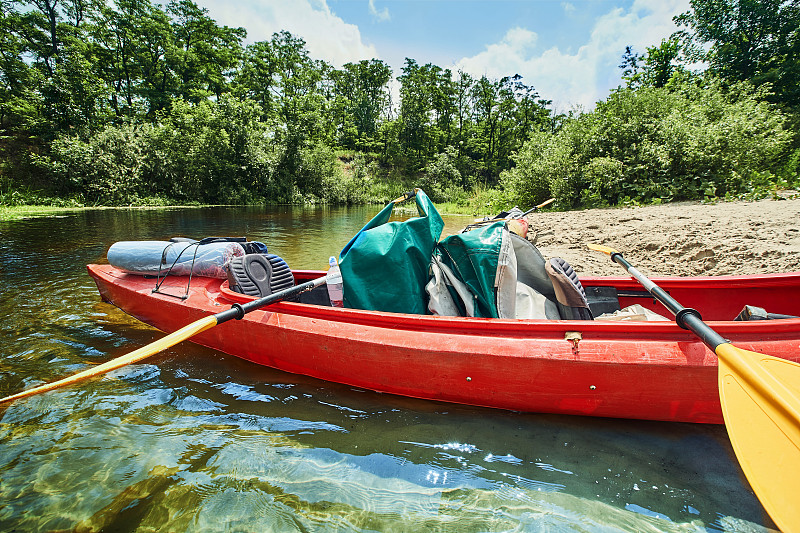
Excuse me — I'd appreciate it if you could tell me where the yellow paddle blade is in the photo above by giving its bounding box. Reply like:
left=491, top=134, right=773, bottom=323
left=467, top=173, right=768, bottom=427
left=716, top=343, right=800, bottom=532
left=587, top=244, right=619, bottom=255
left=0, top=314, right=219, bottom=404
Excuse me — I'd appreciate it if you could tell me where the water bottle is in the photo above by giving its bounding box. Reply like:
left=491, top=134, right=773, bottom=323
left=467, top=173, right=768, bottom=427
left=327, top=256, right=344, bottom=307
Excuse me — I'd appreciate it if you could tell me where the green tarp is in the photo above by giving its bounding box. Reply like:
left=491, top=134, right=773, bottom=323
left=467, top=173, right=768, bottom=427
left=339, top=190, right=443, bottom=314
left=435, top=221, right=505, bottom=318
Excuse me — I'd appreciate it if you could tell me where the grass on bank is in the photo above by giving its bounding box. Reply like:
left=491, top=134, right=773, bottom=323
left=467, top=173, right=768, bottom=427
left=0, top=197, right=500, bottom=222
left=4, top=184, right=798, bottom=222
left=0, top=183, right=516, bottom=222
left=0, top=187, right=208, bottom=221
left=0, top=204, right=87, bottom=221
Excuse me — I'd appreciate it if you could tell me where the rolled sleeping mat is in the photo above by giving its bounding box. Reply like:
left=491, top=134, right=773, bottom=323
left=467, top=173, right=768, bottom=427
left=107, top=240, right=246, bottom=279
left=168, top=236, right=268, bottom=255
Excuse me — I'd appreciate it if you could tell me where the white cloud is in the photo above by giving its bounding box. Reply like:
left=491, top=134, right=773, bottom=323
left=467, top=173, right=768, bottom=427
left=562, top=2, right=576, bottom=15
left=368, top=0, right=391, bottom=22
left=196, top=0, right=378, bottom=67
left=454, top=0, right=691, bottom=110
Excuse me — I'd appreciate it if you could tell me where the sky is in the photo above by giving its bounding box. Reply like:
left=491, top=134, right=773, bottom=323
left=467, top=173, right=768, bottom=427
left=195, top=0, right=692, bottom=111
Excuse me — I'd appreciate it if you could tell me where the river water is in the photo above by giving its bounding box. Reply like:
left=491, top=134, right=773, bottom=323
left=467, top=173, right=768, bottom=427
left=0, top=206, right=775, bottom=532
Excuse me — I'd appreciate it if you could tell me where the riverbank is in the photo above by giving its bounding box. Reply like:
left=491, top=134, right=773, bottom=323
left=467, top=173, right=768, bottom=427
left=0, top=203, right=208, bottom=222
left=0, top=205, right=87, bottom=221
left=5, top=197, right=799, bottom=279
left=527, top=196, right=800, bottom=277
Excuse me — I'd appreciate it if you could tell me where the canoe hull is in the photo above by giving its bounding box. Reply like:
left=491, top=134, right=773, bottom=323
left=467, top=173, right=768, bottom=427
left=87, top=264, right=800, bottom=424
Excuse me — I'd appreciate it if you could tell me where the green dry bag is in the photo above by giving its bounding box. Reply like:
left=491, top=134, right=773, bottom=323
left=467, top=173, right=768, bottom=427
left=339, top=190, right=443, bottom=314
left=435, top=221, right=505, bottom=318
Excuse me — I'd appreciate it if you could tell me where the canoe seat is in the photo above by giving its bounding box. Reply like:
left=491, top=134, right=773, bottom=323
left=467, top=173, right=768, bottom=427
left=545, top=258, right=593, bottom=320
left=227, top=254, right=295, bottom=298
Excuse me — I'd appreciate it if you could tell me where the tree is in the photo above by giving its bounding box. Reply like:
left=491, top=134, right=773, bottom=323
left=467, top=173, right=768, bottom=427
left=470, top=75, right=501, bottom=180
left=248, top=31, right=332, bottom=194
left=6, top=0, right=113, bottom=134
left=0, top=2, right=40, bottom=129
left=234, top=40, right=280, bottom=119
left=675, top=0, right=800, bottom=109
left=453, top=70, right=473, bottom=149
left=330, top=59, right=392, bottom=151
left=620, top=37, right=684, bottom=89
left=90, top=0, right=171, bottom=118
left=167, top=0, right=245, bottom=103
left=397, top=58, right=430, bottom=164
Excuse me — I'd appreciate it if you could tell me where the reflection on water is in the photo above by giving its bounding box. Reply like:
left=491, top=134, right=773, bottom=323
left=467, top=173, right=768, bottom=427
left=0, top=207, right=776, bottom=532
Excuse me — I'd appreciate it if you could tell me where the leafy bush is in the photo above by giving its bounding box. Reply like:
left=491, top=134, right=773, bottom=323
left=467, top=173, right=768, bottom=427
left=148, top=96, right=278, bottom=204
left=42, top=124, right=151, bottom=205
left=580, top=157, right=625, bottom=207
left=321, top=153, right=371, bottom=204
left=500, top=129, right=580, bottom=207
left=779, top=147, right=800, bottom=187
left=296, top=143, right=340, bottom=202
left=38, top=96, right=291, bottom=205
left=502, top=79, right=792, bottom=209
left=419, top=145, right=463, bottom=202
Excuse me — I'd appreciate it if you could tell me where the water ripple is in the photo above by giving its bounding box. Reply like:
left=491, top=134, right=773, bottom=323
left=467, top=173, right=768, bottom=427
left=214, top=381, right=276, bottom=403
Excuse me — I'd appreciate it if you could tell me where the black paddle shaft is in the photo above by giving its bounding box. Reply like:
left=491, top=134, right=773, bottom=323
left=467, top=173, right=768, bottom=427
left=214, top=276, right=327, bottom=325
left=609, top=252, right=728, bottom=350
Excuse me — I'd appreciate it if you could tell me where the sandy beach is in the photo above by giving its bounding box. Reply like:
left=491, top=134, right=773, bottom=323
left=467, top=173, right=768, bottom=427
left=525, top=196, right=800, bottom=278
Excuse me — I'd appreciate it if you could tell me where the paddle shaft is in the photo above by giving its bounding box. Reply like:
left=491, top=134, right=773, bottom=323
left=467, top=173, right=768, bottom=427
left=596, top=245, right=800, bottom=531
left=606, top=251, right=727, bottom=350
left=214, top=275, right=327, bottom=324
left=0, top=275, right=328, bottom=404
left=606, top=251, right=799, bottom=418
left=518, top=197, right=556, bottom=218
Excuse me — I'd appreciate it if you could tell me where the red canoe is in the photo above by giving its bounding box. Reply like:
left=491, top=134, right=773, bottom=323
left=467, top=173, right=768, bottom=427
left=87, top=264, right=800, bottom=424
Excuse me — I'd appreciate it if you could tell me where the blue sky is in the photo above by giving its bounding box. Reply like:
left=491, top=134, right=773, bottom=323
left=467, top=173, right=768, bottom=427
left=196, top=0, right=691, bottom=110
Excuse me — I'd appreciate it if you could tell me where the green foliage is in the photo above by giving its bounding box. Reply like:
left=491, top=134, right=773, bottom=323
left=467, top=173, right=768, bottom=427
left=503, top=80, right=792, bottom=209
left=320, top=153, right=369, bottom=205
left=620, top=37, right=688, bottom=90
left=780, top=147, right=800, bottom=186
left=33, top=95, right=347, bottom=205
left=4, top=0, right=799, bottom=212
left=436, top=186, right=512, bottom=215
left=394, top=61, right=553, bottom=182
left=39, top=46, right=111, bottom=136
left=39, top=123, right=151, bottom=204
left=329, top=59, right=392, bottom=151
left=0, top=5, right=41, bottom=130
left=675, top=0, right=800, bottom=110
left=500, top=129, right=578, bottom=208
left=420, top=145, right=462, bottom=202
left=168, top=0, right=246, bottom=102
left=3, top=0, right=246, bottom=132
left=295, top=144, right=340, bottom=202
left=148, top=96, right=277, bottom=203
left=580, top=157, right=625, bottom=207
left=0, top=175, right=84, bottom=207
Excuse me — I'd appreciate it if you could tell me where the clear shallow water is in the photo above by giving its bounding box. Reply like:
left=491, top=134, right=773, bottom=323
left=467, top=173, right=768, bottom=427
left=0, top=206, right=776, bottom=532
